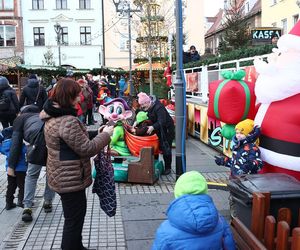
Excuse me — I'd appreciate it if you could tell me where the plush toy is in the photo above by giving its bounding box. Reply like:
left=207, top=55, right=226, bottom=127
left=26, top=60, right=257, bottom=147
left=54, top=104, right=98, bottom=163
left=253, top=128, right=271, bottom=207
left=253, top=20, right=300, bottom=180
left=99, top=98, right=133, bottom=156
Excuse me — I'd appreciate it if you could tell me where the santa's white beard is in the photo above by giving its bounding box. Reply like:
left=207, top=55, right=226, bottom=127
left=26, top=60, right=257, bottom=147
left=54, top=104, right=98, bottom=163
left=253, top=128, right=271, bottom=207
left=254, top=51, right=300, bottom=104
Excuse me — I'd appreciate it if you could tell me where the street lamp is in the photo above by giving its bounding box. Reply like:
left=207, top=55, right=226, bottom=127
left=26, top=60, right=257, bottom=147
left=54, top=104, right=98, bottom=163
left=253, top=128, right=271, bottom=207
left=54, top=23, right=63, bottom=67
left=112, top=0, right=142, bottom=96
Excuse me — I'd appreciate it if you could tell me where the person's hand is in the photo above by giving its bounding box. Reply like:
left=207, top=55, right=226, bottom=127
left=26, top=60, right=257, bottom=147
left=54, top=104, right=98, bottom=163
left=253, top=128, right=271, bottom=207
left=214, top=156, right=225, bottom=166
left=103, top=125, right=114, bottom=136
left=98, top=125, right=106, bottom=133
left=7, top=167, right=15, bottom=177
left=147, top=126, right=154, bottom=135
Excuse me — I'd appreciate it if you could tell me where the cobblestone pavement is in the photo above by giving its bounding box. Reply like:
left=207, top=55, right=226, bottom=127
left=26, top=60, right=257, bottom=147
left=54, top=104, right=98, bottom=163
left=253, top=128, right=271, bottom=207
left=0, top=169, right=176, bottom=250
left=0, top=168, right=229, bottom=250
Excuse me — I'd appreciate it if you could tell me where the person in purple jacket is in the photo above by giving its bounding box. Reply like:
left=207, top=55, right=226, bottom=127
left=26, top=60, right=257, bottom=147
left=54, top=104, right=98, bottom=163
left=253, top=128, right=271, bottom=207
left=152, top=171, right=236, bottom=250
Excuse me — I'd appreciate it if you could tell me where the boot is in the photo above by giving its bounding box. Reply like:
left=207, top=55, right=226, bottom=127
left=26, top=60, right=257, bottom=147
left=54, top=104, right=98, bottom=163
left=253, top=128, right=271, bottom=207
left=5, top=202, right=16, bottom=210
left=43, top=202, right=52, bottom=213
left=17, top=200, right=24, bottom=208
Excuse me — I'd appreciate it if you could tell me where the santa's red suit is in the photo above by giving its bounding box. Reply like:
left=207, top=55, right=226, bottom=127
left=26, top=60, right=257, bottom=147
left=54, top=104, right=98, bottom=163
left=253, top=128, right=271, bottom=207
left=254, top=20, right=300, bottom=180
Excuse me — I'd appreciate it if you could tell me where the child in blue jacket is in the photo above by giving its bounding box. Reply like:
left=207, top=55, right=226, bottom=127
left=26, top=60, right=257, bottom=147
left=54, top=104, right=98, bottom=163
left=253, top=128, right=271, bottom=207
left=152, top=171, right=236, bottom=250
left=0, top=127, right=27, bottom=210
left=215, top=119, right=263, bottom=176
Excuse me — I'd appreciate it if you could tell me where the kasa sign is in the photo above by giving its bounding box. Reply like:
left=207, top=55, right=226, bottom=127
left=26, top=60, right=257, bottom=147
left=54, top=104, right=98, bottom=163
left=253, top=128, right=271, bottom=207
left=251, top=28, right=281, bottom=43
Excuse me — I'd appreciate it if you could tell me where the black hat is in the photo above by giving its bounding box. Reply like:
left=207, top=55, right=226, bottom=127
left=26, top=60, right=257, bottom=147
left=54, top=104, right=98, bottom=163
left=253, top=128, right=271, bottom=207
left=29, top=74, right=38, bottom=79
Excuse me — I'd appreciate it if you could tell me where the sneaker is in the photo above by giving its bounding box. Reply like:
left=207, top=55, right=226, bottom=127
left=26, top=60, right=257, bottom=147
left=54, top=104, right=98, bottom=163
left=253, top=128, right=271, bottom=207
left=43, top=202, right=52, bottom=213
left=22, top=208, right=33, bottom=222
left=5, top=203, right=16, bottom=210
left=162, top=168, right=171, bottom=175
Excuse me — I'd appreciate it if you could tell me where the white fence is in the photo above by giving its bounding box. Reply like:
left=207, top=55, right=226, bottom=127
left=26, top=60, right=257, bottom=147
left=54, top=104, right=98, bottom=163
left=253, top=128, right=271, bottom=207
left=172, top=53, right=270, bottom=103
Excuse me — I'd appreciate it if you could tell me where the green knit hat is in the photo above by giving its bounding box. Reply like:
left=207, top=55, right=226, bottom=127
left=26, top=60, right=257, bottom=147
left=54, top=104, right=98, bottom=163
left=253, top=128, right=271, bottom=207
left=174, top=171, right=208, bottom=198
left=136, top=111, right=148, bottom=124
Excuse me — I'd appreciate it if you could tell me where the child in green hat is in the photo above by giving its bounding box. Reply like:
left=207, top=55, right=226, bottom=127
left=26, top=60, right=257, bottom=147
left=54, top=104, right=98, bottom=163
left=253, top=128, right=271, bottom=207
left=131, top=111, right=153, bottom=136
left=152, top=171, right=236, bottom=250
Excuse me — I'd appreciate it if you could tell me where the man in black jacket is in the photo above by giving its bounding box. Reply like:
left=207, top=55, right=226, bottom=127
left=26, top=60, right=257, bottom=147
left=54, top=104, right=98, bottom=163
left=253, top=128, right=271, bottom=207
left=8, top=105, right=55, bottom=222
left=19, top=74, right=48, bottom=111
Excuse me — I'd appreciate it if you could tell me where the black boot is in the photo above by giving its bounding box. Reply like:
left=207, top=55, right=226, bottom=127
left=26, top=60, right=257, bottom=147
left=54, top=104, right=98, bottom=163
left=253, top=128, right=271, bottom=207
left=5, top=202, right=16, bottom=210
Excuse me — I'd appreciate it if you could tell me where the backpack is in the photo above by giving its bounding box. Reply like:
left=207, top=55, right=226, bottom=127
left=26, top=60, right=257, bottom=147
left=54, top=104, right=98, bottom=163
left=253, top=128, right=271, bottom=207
left=0, top=91, right=10, bottom=111
left=26, top=123, right=47, bottom=166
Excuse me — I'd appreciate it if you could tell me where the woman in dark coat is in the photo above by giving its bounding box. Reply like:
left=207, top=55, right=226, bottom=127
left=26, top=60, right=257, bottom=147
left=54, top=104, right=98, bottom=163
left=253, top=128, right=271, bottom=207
left=19, top=74, right=47, bottom=111
left=0, top=76, right=19, bottom=128
left=137, top=92, right=175, bottom=175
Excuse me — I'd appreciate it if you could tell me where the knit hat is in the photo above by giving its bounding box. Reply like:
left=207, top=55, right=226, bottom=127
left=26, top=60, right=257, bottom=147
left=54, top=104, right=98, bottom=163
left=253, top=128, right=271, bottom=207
left=174, top=171, right=208, bottom=199
left=136, top=111, right=148, bottom=124
left=137, top=92, right=151, bottom=105
left=235, top=119, right=254, bottom=136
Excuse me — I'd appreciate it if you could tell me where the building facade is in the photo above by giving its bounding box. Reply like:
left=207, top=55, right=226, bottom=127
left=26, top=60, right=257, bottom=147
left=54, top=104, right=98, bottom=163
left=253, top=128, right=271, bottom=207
left=261, top=0, right=299, bottom=34
left=22, top=0, right=104, bottom=69
left=204, top=0, right=261, bottom=54
left=0, top=0, right=24, bottom=63
left=183, top=0, right=205, bottom=54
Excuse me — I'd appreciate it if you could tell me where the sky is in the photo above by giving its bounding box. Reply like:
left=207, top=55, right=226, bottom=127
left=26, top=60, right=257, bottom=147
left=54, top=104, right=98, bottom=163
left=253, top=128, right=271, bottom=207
left=204, top=0, right=224, bottom=17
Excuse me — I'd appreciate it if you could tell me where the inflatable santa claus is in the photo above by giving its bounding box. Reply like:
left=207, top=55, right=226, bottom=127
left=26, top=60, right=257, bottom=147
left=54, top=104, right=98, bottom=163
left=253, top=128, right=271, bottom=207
left=254, top=20, right=300, bottom=180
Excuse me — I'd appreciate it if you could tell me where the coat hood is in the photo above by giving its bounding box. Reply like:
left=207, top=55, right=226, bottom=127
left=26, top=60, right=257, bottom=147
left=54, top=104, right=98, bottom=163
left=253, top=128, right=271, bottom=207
left=167, top=194, right=219, bottom=234
left=27, top=78, right=39, bottom=88
left=0, top=77, right=10, bottom=91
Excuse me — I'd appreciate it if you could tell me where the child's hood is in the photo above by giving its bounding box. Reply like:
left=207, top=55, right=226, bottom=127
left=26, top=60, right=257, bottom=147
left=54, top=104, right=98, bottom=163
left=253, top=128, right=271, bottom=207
left=167, top=194, right=219, bottom=234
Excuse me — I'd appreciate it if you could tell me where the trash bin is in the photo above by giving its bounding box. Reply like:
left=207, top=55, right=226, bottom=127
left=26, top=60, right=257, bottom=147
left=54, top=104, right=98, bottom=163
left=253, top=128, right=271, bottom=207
left=228, top=173, right=300, bottom=229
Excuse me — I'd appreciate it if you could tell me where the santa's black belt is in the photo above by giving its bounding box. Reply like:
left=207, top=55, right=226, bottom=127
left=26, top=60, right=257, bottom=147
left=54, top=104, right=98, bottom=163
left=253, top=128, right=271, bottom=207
left=260, top=135, right=300, bottom=157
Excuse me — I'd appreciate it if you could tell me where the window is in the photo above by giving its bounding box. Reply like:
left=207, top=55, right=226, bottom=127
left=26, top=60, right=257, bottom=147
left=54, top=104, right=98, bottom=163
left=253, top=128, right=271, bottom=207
left=61, top=27, right=68, bottom=45
left=80, top=26, right=91, bottom=45
left=79, top=0, right=91, bottom=9
left=281, top=18, right=287, bottom=34
left=0, top=0, right=13, bottom=10
left=33, top=27, right=45, bottom=46
left=294, top=15, right=299, bottom=25
left=120, top=34, right=129, bottom=51
left=56, top=0, right=67, bottom=9
left=32, top=0, right=44, bottom=10
left=0, top=25, right=15, bottom=46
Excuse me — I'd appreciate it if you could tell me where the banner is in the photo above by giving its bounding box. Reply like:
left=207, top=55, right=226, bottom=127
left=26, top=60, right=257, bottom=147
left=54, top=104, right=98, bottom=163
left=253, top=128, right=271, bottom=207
left=186, top=72, right=199, bottom=92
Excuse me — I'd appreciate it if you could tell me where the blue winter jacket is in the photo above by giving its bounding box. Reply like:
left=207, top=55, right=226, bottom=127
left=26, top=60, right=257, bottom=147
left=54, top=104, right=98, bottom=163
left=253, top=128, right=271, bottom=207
left=0, top=138, right=27, bottom=172
left=152, top=194, right=236, bottom=250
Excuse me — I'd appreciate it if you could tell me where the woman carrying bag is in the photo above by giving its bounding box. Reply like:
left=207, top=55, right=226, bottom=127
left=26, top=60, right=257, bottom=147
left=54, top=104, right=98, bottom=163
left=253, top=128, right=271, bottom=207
left=40, top=78, right=114, bottom=250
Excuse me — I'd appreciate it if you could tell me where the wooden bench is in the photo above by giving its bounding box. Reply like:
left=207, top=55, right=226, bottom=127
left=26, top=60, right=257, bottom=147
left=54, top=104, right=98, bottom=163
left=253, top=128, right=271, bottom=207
left=231, top=192, right=300, bottom=250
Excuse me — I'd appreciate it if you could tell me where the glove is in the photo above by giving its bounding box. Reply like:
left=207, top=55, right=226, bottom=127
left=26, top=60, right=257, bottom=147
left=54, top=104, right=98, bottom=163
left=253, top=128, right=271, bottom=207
left=214, top=156, right=225, bottom=166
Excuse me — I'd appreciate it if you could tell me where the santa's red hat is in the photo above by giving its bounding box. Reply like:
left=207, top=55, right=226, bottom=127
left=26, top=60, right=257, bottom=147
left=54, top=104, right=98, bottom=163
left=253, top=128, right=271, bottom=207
left=277, top=20, right=300, bottom=52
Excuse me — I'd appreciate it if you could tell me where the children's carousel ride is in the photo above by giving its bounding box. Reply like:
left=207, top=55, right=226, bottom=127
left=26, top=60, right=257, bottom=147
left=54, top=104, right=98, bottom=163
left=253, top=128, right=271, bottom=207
left=97, top=98, right=164, bottom=184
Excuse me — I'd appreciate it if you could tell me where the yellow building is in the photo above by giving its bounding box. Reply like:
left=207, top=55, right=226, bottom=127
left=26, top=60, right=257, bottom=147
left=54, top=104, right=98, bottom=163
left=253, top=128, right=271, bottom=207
left=261, top=0, right=300, bottom=34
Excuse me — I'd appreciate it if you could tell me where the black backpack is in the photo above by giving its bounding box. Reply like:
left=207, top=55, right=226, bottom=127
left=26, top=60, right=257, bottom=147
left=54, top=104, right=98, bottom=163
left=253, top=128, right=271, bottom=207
left=0, top=91, right=10, bottom=111
left=26, top=123, right=47, bottom=166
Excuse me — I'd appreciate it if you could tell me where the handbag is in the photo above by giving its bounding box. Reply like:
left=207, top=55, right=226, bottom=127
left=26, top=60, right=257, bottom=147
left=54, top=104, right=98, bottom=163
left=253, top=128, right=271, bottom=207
left=92, top=147, right=116, bottom=217
left=26, top=123, right=47, bottom=166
